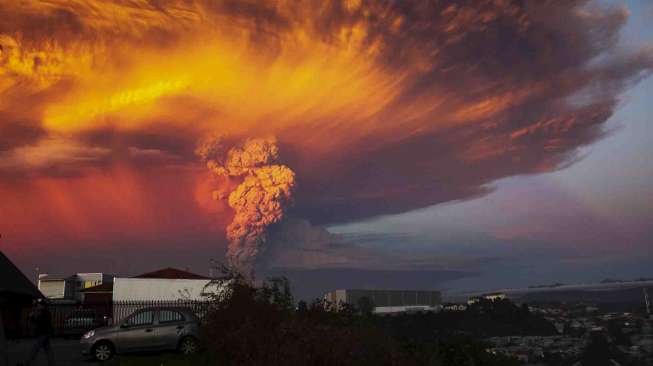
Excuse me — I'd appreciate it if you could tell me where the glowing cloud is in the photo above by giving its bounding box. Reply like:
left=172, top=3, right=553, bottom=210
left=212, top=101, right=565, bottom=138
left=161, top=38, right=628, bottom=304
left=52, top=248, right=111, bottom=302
left=1, top=0, right=651, bottom=269
left=197, top=136, right=296, bottom=274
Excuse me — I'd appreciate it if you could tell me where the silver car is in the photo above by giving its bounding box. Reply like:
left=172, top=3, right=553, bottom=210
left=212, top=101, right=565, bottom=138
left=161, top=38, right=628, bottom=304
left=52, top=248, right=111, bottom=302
left=80, top=306, right=201, bottom=361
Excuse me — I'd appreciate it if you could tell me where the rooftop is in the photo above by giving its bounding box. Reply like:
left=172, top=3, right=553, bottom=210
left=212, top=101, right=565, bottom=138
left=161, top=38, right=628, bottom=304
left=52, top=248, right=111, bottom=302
left=133, top=267, right=209, bottom=280
left=38, top=275, right=70, bottom=281
left=0, top=250, right=43, bottom=299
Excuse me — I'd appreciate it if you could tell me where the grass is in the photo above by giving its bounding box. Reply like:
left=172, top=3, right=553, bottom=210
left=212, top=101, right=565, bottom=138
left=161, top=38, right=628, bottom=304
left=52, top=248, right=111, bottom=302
left=105, top=351, right=215, bottom=366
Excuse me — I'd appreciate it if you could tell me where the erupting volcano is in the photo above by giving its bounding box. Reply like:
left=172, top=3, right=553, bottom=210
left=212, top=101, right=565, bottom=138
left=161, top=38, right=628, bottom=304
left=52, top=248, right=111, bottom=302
left=0, top=0, right=651, bottom=276
left=196, top=136, right=296, bottom=275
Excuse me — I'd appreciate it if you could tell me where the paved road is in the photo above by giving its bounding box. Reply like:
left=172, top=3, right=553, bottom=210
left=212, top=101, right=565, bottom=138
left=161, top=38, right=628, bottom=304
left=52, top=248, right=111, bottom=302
left=7, top=338, right=98, bottom=366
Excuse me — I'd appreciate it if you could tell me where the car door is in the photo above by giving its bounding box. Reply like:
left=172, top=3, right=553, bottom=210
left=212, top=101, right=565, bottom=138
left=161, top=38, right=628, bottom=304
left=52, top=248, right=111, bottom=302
left=155, top=309, right=186, bottom=350
left=116, top=309, right=157, bottom=352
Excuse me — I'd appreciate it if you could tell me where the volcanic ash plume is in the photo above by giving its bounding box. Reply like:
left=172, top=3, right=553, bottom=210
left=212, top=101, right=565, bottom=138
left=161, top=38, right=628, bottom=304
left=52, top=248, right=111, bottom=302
left=197, top=136, right=296, bottom=275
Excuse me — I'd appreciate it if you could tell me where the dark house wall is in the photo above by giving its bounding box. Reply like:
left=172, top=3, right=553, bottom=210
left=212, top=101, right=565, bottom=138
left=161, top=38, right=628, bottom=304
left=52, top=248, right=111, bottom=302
left=83, top=292, right=112, bottom=305
left=0, top=293, right=33, bottom=339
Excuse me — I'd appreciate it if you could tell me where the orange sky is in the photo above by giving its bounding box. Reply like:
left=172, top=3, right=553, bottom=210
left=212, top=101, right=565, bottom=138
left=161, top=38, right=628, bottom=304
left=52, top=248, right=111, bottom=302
left=1, top=0, right=651, bottom=271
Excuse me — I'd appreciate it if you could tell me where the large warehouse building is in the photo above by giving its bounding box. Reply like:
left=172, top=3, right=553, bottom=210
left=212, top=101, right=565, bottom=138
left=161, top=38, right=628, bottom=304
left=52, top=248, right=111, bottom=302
left=324, top=289, right=442, bottom=314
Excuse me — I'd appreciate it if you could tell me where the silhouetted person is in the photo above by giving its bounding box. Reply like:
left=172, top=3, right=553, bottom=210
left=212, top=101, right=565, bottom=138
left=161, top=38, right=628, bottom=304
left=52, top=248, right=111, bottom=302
left=1, top=309, right=8, bottom=366
left=23, top=299, right=55, bottom=366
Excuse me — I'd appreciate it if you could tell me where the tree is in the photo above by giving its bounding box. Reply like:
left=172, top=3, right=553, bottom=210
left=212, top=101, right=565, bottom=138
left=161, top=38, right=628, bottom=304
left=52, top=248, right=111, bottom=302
left=580, top=333, right=613, bottom=366
left=199, top=264, right=531, bottom=366
left=357, top=296, right=375, bottom=316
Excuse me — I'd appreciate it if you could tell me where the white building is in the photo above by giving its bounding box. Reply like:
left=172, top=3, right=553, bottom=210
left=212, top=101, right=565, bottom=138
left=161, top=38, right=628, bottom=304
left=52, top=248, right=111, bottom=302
left=467, top=292, right=507, bottom=305
left=113, top=279, right=212, bottom=301
left=111, top=268, right=219, bottom=321
left=37, top=274, right=73, bottom=300
left=443, top=303, right=468, bottom=312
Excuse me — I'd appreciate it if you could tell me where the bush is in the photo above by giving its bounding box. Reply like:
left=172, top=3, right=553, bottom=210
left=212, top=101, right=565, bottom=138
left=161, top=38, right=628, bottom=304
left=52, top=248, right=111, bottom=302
left=200, top=266, right=520, bottom=366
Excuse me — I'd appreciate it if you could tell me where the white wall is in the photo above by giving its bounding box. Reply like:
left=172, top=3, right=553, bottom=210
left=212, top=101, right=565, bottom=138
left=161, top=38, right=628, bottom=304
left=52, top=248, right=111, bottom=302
left=112, top=278, right=214, bottom=302
left=38, top=280, right=66, bottom=299
left=111, top=278, right=224, bottom=322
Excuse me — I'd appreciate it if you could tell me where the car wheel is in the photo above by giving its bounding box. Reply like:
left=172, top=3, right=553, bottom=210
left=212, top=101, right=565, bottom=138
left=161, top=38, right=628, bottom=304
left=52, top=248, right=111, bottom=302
left=92, top=342, right=114, bottom=362
left=178, top=336, right=199, bottom=355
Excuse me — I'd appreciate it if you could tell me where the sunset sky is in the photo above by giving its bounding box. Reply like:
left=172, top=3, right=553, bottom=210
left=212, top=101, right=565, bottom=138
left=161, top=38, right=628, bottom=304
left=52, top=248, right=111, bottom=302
left=1, top=0, right=651, bottom=299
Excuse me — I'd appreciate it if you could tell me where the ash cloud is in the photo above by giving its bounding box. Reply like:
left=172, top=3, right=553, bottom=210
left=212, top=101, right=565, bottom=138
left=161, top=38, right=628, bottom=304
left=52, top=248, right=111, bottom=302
left=260, top=218, right=496, bottom=273
left=0, top=0, right=652, bottom=271
left=197, top=136, right=296, bottom=275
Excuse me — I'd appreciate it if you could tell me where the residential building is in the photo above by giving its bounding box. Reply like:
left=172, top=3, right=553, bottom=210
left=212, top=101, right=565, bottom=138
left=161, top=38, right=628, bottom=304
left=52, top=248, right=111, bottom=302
left=80, top=282, right=115, bottom=324
left=74, top=273, right=114, bottom=296
left=37, top=274, right=74, bottom=300
left=80, top=282, right=113, bottom=304
left=0, top=250, right=43, bottom=338
left=323, top=289, right=442, bottom=314
left=38, top=272, right=114, bottom=302
left=468, top=292, right=507, bottom=305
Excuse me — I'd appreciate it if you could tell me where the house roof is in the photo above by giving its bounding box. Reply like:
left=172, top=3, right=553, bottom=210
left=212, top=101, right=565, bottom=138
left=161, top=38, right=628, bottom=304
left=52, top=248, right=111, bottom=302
left=0, top=250, right=43, bottom=299
left=133, top=267, right=209, bottom=280
left=38, top=276, right=69, bottom=281
left=80, top=282, right=113, bottom=293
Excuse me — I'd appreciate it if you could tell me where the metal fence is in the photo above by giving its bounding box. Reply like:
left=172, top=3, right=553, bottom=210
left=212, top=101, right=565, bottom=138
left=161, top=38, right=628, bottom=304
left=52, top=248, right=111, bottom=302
left=111, top=300, right=212, bottom=323
left=17, top=300, right=212, bottom=338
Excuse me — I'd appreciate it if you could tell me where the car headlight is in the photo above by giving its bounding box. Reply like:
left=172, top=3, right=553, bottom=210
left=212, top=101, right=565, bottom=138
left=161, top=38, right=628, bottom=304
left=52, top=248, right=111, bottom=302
left=82, top=330, right=95, bottom=339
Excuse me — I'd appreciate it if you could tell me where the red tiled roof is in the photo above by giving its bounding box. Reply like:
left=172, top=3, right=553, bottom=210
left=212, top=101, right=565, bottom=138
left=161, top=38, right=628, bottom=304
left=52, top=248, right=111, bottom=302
left=133, top=267, right=209, bottom=280
left=80, top=282, right=113, bottom=292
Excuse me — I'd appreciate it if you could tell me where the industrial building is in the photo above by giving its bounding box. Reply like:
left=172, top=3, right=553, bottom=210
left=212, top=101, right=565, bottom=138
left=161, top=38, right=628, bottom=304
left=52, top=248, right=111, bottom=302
left=112, top=267, right=212, bottom=302
left=111, top=267, right=218, bottom=320
left=324, top=289, right=442, bottom=314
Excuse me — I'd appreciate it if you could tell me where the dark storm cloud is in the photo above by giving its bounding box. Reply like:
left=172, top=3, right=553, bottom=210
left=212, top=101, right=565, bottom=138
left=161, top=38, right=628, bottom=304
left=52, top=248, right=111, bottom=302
left=1, top=0, right=652, bottom=273
left=0, top=116, right=44, bottom=152
left=283, top=0, right=653, bottom=224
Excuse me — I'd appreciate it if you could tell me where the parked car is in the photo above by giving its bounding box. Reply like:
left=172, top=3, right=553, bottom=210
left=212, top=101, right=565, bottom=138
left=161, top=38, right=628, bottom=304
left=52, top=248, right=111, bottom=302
left=63, top=309, right=98, bottom=336
left=80, top=306, right=201, bottom=361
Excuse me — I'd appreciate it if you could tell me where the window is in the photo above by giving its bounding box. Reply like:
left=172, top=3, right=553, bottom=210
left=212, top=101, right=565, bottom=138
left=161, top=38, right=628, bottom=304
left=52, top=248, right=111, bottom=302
left=125, top=311, right=154, bottom=326
left=159, top=310, right=184, bottom=323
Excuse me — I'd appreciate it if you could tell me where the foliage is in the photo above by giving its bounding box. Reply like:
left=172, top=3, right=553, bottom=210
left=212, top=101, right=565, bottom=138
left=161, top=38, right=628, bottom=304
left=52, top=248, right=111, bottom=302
left=199, top=265, right=523, bottom=366
left=373, top=298, right=557, bottom=344
left=580, top=332, right=613, bottom=366
left=356, top=296, right=375, bottom=316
